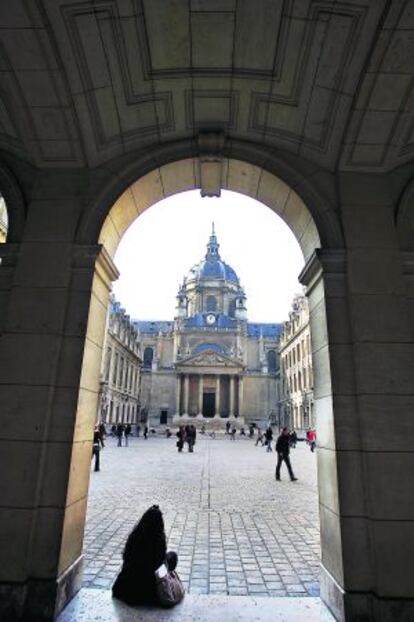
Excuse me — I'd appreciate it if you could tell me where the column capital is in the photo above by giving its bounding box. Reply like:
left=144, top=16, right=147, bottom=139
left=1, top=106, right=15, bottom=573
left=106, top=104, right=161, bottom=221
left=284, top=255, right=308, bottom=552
left=299, top=249, right=346, bottom=285
left=299, top=249, right=347, bottom=295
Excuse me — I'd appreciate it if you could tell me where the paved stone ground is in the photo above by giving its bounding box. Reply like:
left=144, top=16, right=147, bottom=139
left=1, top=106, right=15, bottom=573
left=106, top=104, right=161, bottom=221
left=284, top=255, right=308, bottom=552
left=83, top=435, right=320, bottom=598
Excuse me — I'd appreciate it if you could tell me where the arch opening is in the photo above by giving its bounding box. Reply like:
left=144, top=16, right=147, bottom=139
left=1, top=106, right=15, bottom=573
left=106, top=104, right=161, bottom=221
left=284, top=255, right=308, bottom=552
left=58, top=156, right=341, bottom=618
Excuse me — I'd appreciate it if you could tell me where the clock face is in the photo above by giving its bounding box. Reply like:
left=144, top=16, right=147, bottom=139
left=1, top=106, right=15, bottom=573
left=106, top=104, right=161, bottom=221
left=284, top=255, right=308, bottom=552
left=206, top=313, right=216, bottom=325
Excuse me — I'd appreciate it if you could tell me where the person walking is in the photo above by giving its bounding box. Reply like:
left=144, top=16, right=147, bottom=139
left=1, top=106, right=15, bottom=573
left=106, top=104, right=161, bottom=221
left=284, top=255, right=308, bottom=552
left=187, top=425, right=196, bottom=452
left=116, top=422, right=124, bottom=447
left=255, top=427, right=264, bottom=446
left=308, top=429, right=317, bottom=452
left=125, top=423, right=132, bottom=446
left=275, top=427, right=298, bottom=482
left=289, top=430, right=297, bottom=448
left=143, top=425, right=148, bottom=440
left=98, top=421, right=106, bottom=446
left=264, top=426, right=273, bottom=452
left=230, top=425, right=236, bottom=440
left=225, top=421, right=231, bottom=435
left=136, top=423, right=141, bottom=437
left=176, top=426, right=185, bottom=452
left=92, top=424, right=104, bottom=471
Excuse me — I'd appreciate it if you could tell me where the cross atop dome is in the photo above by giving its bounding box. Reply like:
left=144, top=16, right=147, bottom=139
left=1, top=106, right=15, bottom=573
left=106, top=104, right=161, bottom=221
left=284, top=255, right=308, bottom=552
left=206, top=222, right=220, bottom=260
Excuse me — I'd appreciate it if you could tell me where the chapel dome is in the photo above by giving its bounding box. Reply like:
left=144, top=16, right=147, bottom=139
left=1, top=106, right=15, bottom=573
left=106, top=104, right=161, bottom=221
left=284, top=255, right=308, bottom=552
left=186, top=225, right=239, bottom=285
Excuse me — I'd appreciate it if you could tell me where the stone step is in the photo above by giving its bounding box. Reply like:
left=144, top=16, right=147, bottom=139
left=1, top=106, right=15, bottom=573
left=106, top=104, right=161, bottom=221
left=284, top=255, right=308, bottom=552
left=57, top=589, right=335, bottom=622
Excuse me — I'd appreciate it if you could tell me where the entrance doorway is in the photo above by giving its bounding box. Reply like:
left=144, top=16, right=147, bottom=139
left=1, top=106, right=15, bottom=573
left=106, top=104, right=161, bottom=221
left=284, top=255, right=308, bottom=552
left=203, top=393, right=215, bottom=417
left=160, top=410, right=168, bottom=425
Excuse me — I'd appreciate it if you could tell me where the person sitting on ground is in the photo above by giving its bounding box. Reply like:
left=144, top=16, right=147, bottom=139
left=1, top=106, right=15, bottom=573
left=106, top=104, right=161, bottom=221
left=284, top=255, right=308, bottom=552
left=112, top=505, right=183, bottom=607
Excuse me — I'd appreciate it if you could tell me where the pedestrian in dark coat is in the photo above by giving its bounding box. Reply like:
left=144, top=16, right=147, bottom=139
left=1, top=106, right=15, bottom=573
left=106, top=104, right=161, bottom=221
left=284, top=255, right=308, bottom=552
left=144, top=425, right=149, bottom=439
left=187, top=425, right=196, bottom=452
left=176, top=426, right=185, bottom=452
left=116, top=422, right=124, bottom=447
left=275, top=427, right=298, bottom=481
left=125, top=423, right=132, bottom=446
left=92, top=425, right=104, bottom=471
left=289, top=430, right=298, bottom=448
left=265, top=426, right=273, bottom=452
left=98, top=422, right=106, bottom=446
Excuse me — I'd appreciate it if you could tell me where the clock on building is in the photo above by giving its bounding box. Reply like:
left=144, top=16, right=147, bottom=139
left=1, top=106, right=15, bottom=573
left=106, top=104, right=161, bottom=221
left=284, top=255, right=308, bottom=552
left=206, top=313, right=216, bottom=325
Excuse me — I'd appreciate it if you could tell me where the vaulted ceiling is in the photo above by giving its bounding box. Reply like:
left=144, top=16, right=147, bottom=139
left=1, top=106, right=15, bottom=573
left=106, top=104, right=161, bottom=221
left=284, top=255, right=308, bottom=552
left=0, top=0, right=413, bottom=172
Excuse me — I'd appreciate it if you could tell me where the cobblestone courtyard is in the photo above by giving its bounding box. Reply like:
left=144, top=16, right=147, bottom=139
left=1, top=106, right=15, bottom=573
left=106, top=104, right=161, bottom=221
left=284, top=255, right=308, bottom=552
left=83, top=436, right=320, bottom=598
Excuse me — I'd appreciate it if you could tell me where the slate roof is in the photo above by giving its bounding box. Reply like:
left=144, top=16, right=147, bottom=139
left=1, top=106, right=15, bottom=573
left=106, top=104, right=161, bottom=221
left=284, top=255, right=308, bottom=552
left=247, top=323, right=283, bottom=338
left=134, top=320, right=174, bottom=334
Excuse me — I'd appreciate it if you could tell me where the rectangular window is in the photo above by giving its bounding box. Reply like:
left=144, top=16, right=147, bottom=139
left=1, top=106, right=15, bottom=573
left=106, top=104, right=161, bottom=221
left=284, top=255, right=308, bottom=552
left=105, top=347, right=112, bottom=381
left=113, top=352, right=119, bottom=385
left=119, top=357, right=124, bottom=388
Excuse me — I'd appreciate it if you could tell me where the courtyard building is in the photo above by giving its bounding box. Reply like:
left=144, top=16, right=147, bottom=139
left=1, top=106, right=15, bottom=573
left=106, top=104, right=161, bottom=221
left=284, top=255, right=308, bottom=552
left=136, top=226, right=281, bottom=429
left=98, top=298, right=142, bottom=426
left=279, top=295, right=314, bottom=433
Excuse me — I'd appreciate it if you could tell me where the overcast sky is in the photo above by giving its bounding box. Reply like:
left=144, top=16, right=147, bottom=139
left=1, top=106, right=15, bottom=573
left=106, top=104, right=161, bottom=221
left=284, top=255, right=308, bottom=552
left=113, top=190, right=305, bottom=323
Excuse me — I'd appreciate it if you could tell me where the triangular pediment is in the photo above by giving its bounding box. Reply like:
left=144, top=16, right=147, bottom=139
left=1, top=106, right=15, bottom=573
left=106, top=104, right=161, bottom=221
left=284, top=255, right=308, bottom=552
left=177, top=349, right=242, bottom=369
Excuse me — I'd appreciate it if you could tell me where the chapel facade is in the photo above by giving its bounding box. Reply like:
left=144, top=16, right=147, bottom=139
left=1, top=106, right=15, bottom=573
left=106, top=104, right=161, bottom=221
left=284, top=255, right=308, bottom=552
left=136, top=227, right=282, bottom=429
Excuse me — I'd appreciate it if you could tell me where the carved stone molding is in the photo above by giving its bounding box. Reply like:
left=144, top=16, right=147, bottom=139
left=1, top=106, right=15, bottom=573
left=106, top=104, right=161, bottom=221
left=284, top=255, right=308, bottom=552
left=299, top=248, right=347, bottom=294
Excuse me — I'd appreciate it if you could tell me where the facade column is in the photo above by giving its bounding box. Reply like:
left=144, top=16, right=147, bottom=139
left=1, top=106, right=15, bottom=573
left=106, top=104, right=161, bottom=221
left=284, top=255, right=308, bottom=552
left=175, top=374, right=181, bottom=416
left=183, top=374, right=190, bottom=415
left=237, top=375, right=244, bottom=417
left=215, top=375, right=221, bottom=417
left=229, top=375, right=235, bottom=417
left=198, top=374, right=203, bottom=415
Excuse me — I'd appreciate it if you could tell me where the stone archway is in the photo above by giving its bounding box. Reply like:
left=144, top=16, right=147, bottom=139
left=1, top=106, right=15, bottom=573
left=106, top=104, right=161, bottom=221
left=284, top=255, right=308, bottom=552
left=61, top=150, right=349, bottom=620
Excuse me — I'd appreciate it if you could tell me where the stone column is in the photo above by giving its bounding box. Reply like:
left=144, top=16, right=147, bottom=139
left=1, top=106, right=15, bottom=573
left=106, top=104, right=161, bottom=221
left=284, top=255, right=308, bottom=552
left=175, top=374, right=181, bottom=416
left=183, top=374, right=189, bottom=415
left=198, top=374, right=203, bottom=415
left=229, top=375, right=235, bottom=417
left=215, top=375, right=221, bottom=417
left=300, top=205, right=414, bottom=622
left=0, top=222, right=119, bottom=621
left=237, top=376, right=243, bottom=417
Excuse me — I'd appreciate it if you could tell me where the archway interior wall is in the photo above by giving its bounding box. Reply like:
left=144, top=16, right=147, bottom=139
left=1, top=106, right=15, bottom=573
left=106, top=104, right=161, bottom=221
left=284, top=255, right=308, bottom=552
left=98, top=158, right=320, bottom=264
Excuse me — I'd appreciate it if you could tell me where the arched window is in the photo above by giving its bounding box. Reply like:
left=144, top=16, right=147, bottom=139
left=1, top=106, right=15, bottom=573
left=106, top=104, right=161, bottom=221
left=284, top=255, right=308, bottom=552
left=267, top=350, right=277, bottom=373
left=143, top=347, right=154, bottom=368
left=228, top=299, right=236, bottom=317
left=206, top=295, right=217, bottom=312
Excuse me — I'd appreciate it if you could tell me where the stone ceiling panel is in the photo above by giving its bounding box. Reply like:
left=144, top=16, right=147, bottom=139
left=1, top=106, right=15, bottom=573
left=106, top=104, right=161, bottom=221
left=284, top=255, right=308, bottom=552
left=340, top=1, right=414, bottom=171
left=0, top=0, right=412, bottom=172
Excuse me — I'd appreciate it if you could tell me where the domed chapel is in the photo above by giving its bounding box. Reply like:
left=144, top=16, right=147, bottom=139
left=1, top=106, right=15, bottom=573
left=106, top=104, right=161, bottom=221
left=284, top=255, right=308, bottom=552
left=136, top=225, right=282, bottom=427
